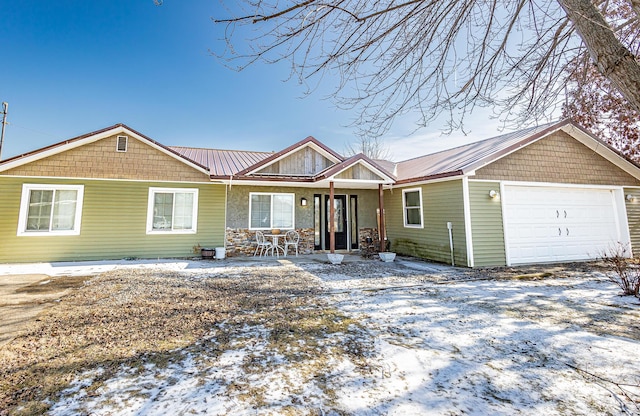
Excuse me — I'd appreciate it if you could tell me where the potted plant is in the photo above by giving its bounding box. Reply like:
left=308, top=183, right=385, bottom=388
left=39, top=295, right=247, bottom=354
left=201, top=248, right=215, bottom=259
left=378, top=239, right=395, bottom=262
left=378, top=252, right=396, bottom=262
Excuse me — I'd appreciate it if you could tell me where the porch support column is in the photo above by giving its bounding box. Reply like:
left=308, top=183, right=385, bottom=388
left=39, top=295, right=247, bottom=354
left=329, top=181, right=336, bottom=253
left=378, top=184, right=386, bottom=252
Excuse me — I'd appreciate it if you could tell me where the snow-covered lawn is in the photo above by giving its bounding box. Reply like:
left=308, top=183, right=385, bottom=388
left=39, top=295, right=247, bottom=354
left=312, top=263, right=640, bottom=415
left=5, top=260, right=639, bottom=415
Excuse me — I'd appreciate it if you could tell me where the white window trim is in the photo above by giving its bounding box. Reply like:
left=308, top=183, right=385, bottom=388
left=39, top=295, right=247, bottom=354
left=17, top=184, right=85, bottom=236
left=146, top=187, right=199, bottom=234
left=116, top=135, right=128, bottom=152
left=402, top=187, right=424, bottom=228
left=248, top=192, right=295, bottom=230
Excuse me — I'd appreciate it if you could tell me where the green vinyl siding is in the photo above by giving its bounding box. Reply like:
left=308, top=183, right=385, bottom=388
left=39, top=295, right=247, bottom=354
left=0, top=177, right=226, bottom=263
left=469, top=181, right=507, bottom=266
left=385, top=180, right=468, bottom=266
left=624, top=188, right=640, bottom=257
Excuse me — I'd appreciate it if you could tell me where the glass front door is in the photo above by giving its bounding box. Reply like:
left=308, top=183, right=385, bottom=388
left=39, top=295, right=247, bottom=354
left=325, top=195, right=348, bottom=250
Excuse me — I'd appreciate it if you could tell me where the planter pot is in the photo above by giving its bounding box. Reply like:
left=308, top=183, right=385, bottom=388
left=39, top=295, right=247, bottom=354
left=327, top=253, right=344, bottom=264
left=379, top=252, right=396, bottom=262
left=215, top=247, right=226, bottom=260
left=201, top=248, right=215, bottom=259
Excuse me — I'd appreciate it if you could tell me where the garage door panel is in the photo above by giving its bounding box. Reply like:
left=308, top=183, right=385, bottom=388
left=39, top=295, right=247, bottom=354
left=504, top=185, right=622, bottom=264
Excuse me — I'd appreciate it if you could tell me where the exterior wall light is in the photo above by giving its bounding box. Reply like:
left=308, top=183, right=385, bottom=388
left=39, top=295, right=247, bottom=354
left=300, top=197, right=308, bottom=206
left=626, top=194, right=635, bottom=202
left=489, top=190, right=499, bottom=199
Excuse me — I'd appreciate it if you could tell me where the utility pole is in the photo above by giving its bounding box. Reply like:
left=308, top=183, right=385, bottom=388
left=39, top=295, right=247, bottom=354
left=0, top=102, right=7, bottom=161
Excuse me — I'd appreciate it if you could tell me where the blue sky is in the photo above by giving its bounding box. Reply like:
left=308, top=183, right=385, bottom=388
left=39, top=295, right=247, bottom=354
left=2, top=0, right=521, bottom=162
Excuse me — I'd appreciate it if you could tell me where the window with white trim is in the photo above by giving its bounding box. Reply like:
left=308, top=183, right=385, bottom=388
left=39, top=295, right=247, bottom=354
left=147, top=188, right=198, bottom=234
left=403, top=188, right=423, bottom=228
left=249, top=193, right=294, bottom=229
left=18, top=184, right=84, bottom=236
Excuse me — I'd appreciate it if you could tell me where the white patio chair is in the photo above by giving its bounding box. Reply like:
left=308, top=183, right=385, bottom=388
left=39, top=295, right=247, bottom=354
left=254, top=230, right=273, bottom=257
left=284, top=230, right=300, bottom=257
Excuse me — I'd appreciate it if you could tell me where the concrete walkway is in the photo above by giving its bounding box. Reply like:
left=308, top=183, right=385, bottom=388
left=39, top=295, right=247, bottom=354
left=0, top=253, right=453, bottom=277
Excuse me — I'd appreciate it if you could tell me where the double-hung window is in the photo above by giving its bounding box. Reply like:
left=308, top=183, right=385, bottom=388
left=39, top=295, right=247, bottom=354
left=17, top=184, right=84, bottom=236
left=403, top=188, right=423, bottom=228
left=249, top=193, right=294, bottom=229
left=147, top=188, right=198, bottom=234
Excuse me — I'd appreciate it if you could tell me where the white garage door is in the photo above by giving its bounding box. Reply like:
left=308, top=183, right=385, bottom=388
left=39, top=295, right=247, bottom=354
left=503, top=185, right=624, bottom=264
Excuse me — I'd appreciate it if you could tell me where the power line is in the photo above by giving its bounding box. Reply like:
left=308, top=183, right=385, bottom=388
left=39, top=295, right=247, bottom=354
left=9, top=123, right=59, bottom=138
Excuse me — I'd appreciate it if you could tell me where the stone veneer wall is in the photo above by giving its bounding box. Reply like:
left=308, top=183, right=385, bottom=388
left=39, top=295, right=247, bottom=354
left=358, top=227, right=379, bottom=249
left=225, top=228, right=315, bottom=256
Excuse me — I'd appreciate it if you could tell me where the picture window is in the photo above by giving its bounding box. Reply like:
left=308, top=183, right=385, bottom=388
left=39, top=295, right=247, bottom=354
left=17, top=184, right=84, bottom=236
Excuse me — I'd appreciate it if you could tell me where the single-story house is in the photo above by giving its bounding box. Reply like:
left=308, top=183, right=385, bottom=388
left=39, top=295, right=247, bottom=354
left=1, top=119, right=639, bottom=267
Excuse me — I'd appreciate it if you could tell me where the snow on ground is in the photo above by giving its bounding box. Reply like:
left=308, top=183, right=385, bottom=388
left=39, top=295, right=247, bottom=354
left=319, top=275, right=639, bottom=415
left=47, top=261, right=640, bottom=415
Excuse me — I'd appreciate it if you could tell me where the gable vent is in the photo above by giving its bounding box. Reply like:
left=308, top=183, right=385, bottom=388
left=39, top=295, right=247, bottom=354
left=116, top=135, right=128, bottom=152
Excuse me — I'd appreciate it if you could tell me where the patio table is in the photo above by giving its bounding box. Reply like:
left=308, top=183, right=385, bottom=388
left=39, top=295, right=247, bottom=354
left=264, top=234, right=286, bottom=257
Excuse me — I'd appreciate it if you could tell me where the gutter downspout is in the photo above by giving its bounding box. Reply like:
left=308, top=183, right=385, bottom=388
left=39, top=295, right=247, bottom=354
left=447, top=222, right=455, bottom=266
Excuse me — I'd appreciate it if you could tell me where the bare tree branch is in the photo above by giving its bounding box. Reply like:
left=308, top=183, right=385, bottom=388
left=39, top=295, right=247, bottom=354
left=213, top=0, right=640, bottom=137
left=344, top=136, right=391, bottom=160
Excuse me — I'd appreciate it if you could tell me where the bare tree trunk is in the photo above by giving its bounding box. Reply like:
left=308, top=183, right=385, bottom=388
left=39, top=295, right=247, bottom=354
left=558, top=0, right=640, bottom=112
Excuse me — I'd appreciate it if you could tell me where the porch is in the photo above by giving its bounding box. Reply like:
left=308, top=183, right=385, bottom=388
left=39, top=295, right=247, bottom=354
left=223, top=184, right=389, bottom=257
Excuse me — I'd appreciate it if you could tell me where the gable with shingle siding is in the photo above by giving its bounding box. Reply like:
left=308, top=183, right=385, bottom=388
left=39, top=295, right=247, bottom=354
left=2, top=134, right=210, bottom=182
left=256, top=147, right=334, bottom=176
left=474, top=131, right=640, bottom=186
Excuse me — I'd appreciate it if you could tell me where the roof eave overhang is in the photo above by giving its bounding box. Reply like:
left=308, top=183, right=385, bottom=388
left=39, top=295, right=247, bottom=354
left=314, top=178, right=391, bottom=189
left=215, top=174, right=393, bottom=189
left=560, top=123, right=640, bottom=180
left=393, top=170, right=465, bottom=186
left=0, top=125, right=125, bottom=172
left=0, top=124, right=210, bottom=175
left=216, top=178, right=385, bottom=189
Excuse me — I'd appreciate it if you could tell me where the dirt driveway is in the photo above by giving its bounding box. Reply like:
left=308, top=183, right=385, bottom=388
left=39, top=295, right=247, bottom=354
left=0, top=258, right=209, bottom=347
left=0, top=274, right=91, bottom=346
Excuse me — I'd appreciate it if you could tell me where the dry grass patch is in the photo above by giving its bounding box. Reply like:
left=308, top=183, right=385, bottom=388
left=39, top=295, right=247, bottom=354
left=0, top=265, right=372, bottom=415
left=13, top=275, right=91, bottom=296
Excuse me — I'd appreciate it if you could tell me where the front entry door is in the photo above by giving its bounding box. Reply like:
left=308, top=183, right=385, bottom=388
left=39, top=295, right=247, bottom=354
left=325, top=195, right=348, bottom=250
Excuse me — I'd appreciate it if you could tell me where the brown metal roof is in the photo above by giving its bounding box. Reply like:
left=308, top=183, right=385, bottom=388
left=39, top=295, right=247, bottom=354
left=10, top=119, right=632, bottom=186
left=169, top=147, right=273, bottom=177
left=394, top=121, right=565, bottom=183
left=372, top=159, right=397, bottom=176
